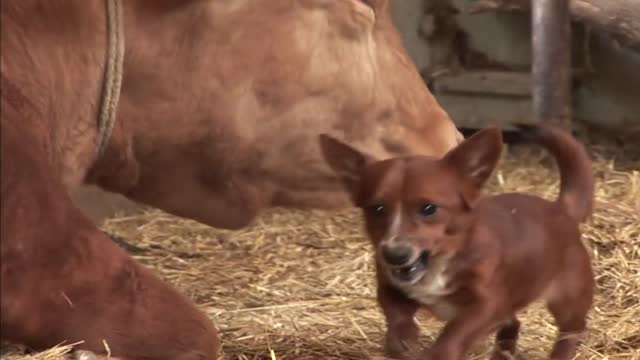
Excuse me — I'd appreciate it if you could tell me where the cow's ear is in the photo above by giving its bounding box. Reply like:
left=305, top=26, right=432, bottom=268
left=318, top=134, right=373, bottom=199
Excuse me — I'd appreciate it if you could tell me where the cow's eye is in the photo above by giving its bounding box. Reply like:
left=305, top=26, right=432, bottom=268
left=418, top=203, right=438, bottom=217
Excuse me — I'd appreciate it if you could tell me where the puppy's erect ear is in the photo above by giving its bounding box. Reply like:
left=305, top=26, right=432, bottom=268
left=318, top=134, right=373, bottom=200
left=443, top=127, right=503, bottom=205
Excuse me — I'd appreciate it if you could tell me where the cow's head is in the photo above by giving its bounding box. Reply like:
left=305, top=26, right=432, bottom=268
left=112, top=0, right=463, bottom=229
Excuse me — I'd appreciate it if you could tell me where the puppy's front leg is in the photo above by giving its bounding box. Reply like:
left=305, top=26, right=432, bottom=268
left=425, top=301, right=498, bottom=360
left=491, top=317, right=520, bottom=360
left=377, top=281, right=421, bottom=359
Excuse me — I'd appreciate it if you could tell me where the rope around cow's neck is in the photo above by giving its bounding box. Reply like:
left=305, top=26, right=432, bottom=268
left=96, top=0, right=125, bottom=158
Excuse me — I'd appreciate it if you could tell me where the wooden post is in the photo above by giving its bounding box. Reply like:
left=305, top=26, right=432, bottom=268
left=531, top=0, right=572, bottom=128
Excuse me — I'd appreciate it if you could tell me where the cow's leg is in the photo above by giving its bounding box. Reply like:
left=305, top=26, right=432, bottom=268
left=1, top=120, right=220, bottom=360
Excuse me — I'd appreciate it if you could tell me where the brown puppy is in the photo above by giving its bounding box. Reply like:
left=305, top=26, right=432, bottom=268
left=319, top=123, right=595, bottom=360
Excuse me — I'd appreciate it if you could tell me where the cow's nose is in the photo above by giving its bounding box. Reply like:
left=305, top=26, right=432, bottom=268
left=381, top=243, right=414, bottom=266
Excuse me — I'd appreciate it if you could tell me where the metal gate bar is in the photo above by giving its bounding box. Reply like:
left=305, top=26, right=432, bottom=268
left=532, top=0, right=572, bottom=128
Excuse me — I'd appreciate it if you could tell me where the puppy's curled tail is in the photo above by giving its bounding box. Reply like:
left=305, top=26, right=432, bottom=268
left=514, top=123, right=594, bottom=223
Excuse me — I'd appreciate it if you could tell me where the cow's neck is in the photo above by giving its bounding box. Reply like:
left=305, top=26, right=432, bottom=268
left=85, top=1, right=267, bottom=229
left=87, top=1, right=214, bottom=192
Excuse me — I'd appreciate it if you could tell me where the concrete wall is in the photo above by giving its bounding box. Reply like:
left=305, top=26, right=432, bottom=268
left=574, top=32, right=640, bottom=131
left=391, top=0, right=431, bottom=70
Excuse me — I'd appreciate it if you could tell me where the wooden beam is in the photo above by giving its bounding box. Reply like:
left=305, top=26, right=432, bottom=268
left=432, top=71, right=532, bottom=97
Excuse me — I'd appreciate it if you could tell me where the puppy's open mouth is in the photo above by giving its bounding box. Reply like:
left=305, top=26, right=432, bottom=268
left=389, top=251, right=429, bottom=283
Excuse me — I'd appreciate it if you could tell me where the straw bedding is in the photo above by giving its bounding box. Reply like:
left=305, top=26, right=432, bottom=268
left=1, top=128, right=638, bottom=360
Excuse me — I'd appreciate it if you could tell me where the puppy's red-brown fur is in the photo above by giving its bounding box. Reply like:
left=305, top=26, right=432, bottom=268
left=319, top=124, right=595, bottom=360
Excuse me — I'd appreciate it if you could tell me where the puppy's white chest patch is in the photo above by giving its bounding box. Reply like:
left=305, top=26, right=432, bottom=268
left=423, top=297, right=458, bottom=321
left=396, top=261, right=458, bottom=321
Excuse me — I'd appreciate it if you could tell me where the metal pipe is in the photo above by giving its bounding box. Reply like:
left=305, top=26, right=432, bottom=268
left=531, top=0, right=572, bottom=129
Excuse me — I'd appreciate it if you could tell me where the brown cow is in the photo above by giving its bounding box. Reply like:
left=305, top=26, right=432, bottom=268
left=1, top=0, right=462, bottom=359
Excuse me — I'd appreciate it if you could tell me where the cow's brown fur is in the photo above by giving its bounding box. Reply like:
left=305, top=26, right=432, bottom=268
left=319, top=123, right=595, bottom=360
left=1, top=0, right=462, bottom=358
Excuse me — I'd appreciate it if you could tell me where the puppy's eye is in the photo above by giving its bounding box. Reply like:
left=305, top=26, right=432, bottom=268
left=366, top=204, right=387, bottom=216
left=418, top=203, right=438, bottom=217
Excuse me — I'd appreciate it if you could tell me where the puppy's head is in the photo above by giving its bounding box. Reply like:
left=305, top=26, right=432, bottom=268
left=319, top=128, right=502, bottom=285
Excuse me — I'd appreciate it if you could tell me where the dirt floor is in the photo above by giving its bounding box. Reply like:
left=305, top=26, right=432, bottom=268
left=1, top=128, right=639, bottom=360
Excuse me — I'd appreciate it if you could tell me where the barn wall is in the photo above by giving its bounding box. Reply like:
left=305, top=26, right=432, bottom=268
left=390, top=0, right=640, bottom=132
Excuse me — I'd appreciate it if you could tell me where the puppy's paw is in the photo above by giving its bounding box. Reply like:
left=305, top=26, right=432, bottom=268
left=174, top=350, right=217, bottom=360
left=71, top=350, right=99, bottom=360
left=490, top=349, right=518, bottom=360
left=384, top=332, right=420, bottom=359
left=71, top=350, right=125, bottom=360
left=420, top=343, right=463, bottom=360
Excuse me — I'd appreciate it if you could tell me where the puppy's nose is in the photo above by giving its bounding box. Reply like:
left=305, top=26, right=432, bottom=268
left=381, top=243, right=414, bottom=266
